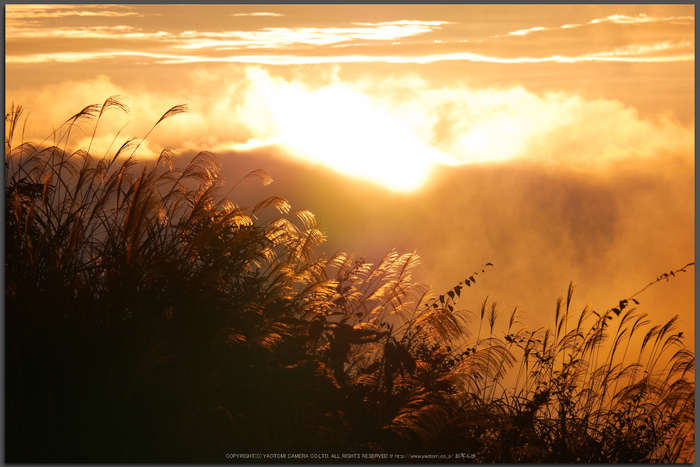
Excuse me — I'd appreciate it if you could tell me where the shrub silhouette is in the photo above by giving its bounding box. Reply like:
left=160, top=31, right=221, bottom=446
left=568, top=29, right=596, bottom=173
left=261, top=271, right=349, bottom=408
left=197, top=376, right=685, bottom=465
left=5, top=98, right=695, bottom=462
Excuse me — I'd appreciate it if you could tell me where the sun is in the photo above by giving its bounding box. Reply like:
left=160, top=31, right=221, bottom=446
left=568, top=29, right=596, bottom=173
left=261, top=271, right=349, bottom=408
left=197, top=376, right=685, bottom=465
left=246, top=70, right=455, bottom=192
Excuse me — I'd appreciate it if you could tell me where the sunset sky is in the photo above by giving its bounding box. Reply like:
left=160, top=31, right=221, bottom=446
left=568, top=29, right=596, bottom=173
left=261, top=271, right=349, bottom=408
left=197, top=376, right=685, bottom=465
left=5, top=5, right=695, bottom=344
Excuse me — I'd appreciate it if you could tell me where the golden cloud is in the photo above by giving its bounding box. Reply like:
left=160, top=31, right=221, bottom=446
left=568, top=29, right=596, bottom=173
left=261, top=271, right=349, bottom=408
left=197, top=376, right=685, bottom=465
left=232, top=12, right=285, bottom=17
left=5, top=4, right=139, bottom=19
left=8, top=66, right=693, bottom=192
left=499, top=12, right=695, bottom=36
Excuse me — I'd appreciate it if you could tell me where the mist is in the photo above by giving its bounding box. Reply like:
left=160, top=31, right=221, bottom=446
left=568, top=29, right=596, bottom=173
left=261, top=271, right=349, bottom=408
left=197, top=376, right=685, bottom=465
left=8, top=65, right=694, bottom=343
left=206, top=140, right=694, bottom=348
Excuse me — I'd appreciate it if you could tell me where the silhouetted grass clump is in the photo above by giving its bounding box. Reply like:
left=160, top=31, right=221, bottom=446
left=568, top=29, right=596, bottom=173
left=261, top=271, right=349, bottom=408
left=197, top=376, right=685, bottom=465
left=5, top=98, right=695, bottom=462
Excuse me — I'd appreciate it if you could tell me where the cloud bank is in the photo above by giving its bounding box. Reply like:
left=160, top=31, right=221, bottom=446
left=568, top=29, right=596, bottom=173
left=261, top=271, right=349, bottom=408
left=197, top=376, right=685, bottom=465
left=8, top=66, right=693, bottom=192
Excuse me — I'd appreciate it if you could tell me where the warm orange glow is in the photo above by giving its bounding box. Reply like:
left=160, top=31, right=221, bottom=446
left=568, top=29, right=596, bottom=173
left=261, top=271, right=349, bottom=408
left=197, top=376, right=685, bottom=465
left=4, top=5, right=695, bottom=462
left=5, top=3, right=694, bottom=342
left=241, top=69, right=456, bottom=191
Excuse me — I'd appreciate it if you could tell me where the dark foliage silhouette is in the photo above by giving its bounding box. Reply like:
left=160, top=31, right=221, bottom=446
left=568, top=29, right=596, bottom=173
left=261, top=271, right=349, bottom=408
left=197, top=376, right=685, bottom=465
left=5, top=98, right=694, bottom=462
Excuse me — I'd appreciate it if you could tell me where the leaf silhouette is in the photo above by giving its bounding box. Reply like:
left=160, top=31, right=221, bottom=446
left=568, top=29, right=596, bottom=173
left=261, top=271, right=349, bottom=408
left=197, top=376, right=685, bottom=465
left=156, top=103, right=188, bottom=126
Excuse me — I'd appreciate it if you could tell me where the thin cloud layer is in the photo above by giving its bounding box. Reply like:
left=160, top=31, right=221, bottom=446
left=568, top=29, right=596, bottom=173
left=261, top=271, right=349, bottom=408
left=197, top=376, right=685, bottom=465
left=6, top=4, right=139, bottom=19
left=7, top=26, right=169, bottom=40
left=175, top=21, right=449, bottom=50
left=7, top=48, right=693, bottom=66
left=499, top=12, right=695, bottom=36
left=589, top=13, right=694, bottom=25
left=6, top=5, right=693, bottom=65
left=232, top=12, right=285, bottom=17
left=6, top=14, right=448, bottom=48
